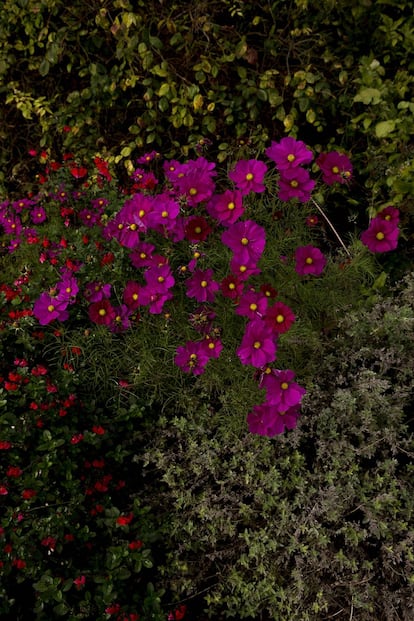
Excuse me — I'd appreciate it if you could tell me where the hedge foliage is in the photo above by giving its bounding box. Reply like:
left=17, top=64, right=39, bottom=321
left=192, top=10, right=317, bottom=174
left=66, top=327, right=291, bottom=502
left=1, top=0, right=414, bottom=226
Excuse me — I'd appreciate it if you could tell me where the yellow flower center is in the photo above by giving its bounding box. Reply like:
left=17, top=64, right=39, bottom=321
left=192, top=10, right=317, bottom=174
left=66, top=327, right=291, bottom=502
left=193, top=251, right=200, bottom=259
left=195, top=226, right=202, bottom=234
left=245, top=173, right=254, bottom=181
left=98, top=309, right=106, bottom=316
left=227, top=201, right=235, bottom=210
left=276, top=314, right=285, bottom=323
left=287, top=153, right=296, bottom=162
left=138, top=210, right=145, bottom=217
left=130, top=224, right=137, bottom=231
left=200, top=280, right=208, bottom=287
left=47, top=305, right=55, bottom=312
left=250, top=303, right=258, bottom=311
left=132, top=293, right=138, bottom=300
left=376, top=232, right=385, bottom=240
left=229, top=283, right=236, bottom=290
left=332, top=166, right=339, bottom=174
left=281, top=382, right=289, bottom=390
left=161, top=210, right=168, bottom=218
left=241, top=237, right=249, bottom=245
left=385, top=215, right=391, bottom=221
left=239, top=265, right=247, bottom=273
left=140, top=252, right=147, bottom=259
left=189, top=188, right=197, bottom=196
left=305, top=257, right=313, bottom=264
left=208, top=342, right=215, bottom=350
left=290, top=180, right=299, bottom=188
left=253, top=341, right=261, bottom=349
left=157, top=276, right=165, bottom=283
left=118, top=223, right=124, bottom=230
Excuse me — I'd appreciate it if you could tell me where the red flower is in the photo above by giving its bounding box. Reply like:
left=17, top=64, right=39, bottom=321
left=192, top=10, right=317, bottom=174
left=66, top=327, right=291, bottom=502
left=92, top=425, right=105, bottom=435
left=70, top=166, right=88, bottom=179
left=12, top=558, right=26, bottom=569
left=0, top=486, right=8, bottom=496
left=128, top=540, right=143, bottom=550
left=0, top=441, right=12, bottom=450
left=73, top=575, right=86, bottom=589
left=116, top=513, right=133, bottom=526
left=22, top=489, right=37, bottom=500
left=70, top=433, right=84, bottom=445
left=7, top=466, right=23, bottom=478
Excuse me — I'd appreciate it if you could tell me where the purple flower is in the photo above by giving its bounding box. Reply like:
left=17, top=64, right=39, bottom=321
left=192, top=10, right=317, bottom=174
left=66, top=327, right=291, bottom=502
left=360, top=217, right=399, bottom=253
left=186, top=268, right=219, bottom=303
left=228, top=159, right=268, bottom=195
left=175, top=341, right=210, bottom=375
left=83, top=282, right=112, bottom=303
left=171, top=157, right=216, bottom=206
left=123, top=281, right=150, bottom=310
left=201, top=337, right=223, bottom=360
left=33, top=292, right=69, bottom=325
left=56, top=275, right=79, bottom=303
left=266, top=137, right=313, bottom=170
left=144, top=264, right=175, bottom=293
left=235, top=290, right=268, bottom=320
left=264, top=301, right=295, bottom=335
left=316, top=151, right=352, bottom=185
left=109, top=305, right=131, bottom=332
left=295, top=245, right=326, bottom=276
left=278, top=168, right=315, bottom=203
left=237, top=319, right=277, bottom=368
left=30, top=206, right=47, bottom=224
left=221, top=220, right=266, bottom=265
left=147, top=194, right=180, bottom=233
left=129, top=242, right=156, bottom=268
left=206, top=190, right=244, bottom=226
left=376, top=206, right=400, bottom=226
left=260, top=369, right=306, bottom=409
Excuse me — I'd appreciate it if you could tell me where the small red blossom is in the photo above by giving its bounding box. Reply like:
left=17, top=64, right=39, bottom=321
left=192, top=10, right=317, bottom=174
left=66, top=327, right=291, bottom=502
left=12, top=558, right=26, bottom=569
left=73, top=575, right=86, bottom=589
left=116, top=513, right=133, bottom=526
left=0, top=441, right=12, bottom=450
left=128, top=540, right=143, bottom=550
left=7, top=466, right=23, bottom=478
left=92, top=425, right=105, bottom=435
left=70, top=433, right=84, bottom=445
left=22, top=489, right=37, bottom=500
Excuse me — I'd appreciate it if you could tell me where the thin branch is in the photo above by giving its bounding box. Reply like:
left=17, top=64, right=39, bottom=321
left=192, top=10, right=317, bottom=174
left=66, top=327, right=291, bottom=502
left=310, top=197, right=352, bottom=258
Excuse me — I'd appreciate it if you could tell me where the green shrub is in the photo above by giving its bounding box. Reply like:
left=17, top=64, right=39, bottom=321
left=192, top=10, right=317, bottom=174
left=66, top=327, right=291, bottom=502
left=143, top=272, right=414, bottom=620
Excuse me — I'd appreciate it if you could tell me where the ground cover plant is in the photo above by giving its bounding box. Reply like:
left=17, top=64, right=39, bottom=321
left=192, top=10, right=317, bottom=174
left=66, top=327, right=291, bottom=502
left=0, top=134, right=409, bottom=620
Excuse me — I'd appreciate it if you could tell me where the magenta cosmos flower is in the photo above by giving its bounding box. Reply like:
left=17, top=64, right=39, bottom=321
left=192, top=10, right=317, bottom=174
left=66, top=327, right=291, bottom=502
left=237, top=319, right=277, bottom=368
left=228, top=159, right=268, bottom=195
left=175, top=341, right=210, bottom=375
left=376, top=206, right=400, bottom=226
left=278, top=168, right=316, bottom=203
left=260, top=368, right=306, bottom=410
left=247, top=403, right=301, bottom=437
left=266, top=137, right=313, bottom=170
left=316, top=151, right=352, bottom=185
left=221, top=219, right=266, bottom=265
left=360, top=217, right=399, bottom=253
left=206, top=189, right=244, bottom=226
left=186, top=268, right=219, bottom=303
left=88, top=299, right=116, bottom=326
left=33, top=292, right=69, bottom=325
left=295, top=245, right=326, bottom=276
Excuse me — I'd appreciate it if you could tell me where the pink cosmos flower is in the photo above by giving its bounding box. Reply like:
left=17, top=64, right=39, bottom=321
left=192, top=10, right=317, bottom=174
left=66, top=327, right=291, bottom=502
left=144, top=264, right=175, bottom=293
left=175, top=341, right=210, bottom=375
left=260, top=369, right=306, bottom=409
left=235, top=290, right=268, bottom=320
left=316, top=151, right=352, bottom=185
left=247, top=403, right=301, bottom=436
left=221, top=219, right=266, bottom=265
left=278, top=168, right=316, bottom=202
left=33, top=293, right=69, bottom=325
left=220, top=274, right=244, bottom=300
left=295, top=245, right=326, bottom=276
left=237, top=319, right=277, bottom=368
left=147, top=194, right=180, bottom=233
left=129, top=242, right=156, bottom=268
left=201, top=337, right=223, bottom=359
left=186, top=268, right=219, bottom=303
left=229, top=257, right=262, bottom=281
left=360, top=217, right=399, bottom=253
left=228, top=159, right=268, bottom=195
left=206, top=189, right=244, bottom=226
left=376, top=206, right=400, bottom=226
left=266, top=137, right=313, bottom=170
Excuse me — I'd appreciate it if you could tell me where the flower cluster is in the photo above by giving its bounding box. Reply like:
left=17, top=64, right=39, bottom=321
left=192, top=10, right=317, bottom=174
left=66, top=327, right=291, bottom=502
left=1, top=139, right=398, bottom=438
